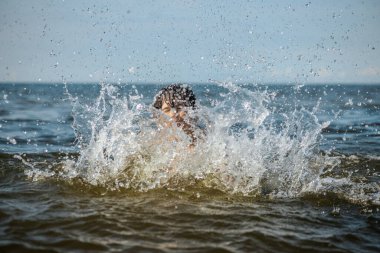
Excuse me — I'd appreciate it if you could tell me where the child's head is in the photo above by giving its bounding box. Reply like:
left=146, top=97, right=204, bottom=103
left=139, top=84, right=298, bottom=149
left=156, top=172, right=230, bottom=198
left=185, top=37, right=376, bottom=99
left=153, top=84, right=196, bottom=123
left=153, top=84, right=199, bottom=145
left=153, top=84, right=196, bottom=111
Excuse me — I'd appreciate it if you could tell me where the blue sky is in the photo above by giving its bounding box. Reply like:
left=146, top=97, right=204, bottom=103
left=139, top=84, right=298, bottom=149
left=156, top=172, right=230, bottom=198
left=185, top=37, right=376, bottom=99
left=0, top=0, right=379, bottom=84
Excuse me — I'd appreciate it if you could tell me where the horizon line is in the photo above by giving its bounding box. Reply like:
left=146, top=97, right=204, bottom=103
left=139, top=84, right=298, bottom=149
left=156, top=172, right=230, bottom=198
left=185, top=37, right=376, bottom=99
left=1, top=81, right=380, bottom=86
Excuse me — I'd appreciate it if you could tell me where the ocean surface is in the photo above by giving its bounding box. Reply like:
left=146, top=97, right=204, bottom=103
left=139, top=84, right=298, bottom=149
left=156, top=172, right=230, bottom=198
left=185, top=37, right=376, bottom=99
left=0, top=82, right=379, bottom=252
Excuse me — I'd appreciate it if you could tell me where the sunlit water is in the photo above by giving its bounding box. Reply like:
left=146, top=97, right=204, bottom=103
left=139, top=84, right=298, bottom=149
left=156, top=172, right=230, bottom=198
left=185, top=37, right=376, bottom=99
left=1, top=83, right=379, bottom=252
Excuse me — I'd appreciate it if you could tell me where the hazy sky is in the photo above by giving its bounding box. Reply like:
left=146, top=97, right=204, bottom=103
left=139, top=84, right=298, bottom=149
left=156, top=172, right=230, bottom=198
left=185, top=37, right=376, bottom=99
left=1, top=0, right=379, bottom=84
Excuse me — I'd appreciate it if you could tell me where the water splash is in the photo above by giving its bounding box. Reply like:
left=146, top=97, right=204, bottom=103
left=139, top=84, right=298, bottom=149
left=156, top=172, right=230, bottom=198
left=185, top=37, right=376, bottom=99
left=59, top=83, right=327, bottom=195
left=22, top=82, right=379, bottom=205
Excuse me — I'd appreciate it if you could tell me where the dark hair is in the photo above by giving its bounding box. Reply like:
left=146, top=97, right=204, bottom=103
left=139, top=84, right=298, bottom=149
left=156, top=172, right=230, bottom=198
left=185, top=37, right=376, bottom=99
left=153, top=84, right=196, bottom=110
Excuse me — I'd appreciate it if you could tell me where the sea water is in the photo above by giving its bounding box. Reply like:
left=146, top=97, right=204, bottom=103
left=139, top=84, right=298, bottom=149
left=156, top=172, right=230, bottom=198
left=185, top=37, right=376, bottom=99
left=0, top=82, right=379, bottom=252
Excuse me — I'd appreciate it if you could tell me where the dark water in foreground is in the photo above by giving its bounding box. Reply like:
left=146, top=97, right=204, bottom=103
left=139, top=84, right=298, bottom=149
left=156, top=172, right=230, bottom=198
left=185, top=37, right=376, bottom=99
left=0, top=83, right=379, bottom=252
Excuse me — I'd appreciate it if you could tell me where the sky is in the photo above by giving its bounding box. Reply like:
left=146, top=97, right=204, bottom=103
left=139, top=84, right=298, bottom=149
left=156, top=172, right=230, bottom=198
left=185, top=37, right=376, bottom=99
left=0, top=0, right=380, bottom=84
